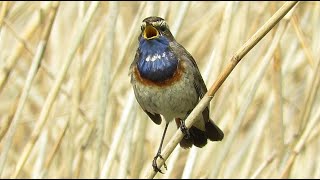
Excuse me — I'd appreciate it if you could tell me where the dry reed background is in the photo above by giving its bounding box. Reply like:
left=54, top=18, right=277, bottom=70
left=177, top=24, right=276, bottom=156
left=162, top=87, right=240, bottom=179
left=0, top=1, right=319, bottom=179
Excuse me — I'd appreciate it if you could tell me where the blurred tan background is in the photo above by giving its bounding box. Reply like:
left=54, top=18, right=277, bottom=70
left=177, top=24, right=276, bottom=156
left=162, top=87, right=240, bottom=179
left=0, top=1, right=319, bottom=178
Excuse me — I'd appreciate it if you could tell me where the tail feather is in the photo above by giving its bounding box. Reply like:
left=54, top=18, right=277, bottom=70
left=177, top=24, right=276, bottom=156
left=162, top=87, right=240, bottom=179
left=175, top=118, right=224, bottom=149
left=190, top=126, right=207, bottom=148
left=179, top=134, right=193, bottom=149
left=179, top=126, right=207, bottom=149
left=205, top=119, right=224, bottom=141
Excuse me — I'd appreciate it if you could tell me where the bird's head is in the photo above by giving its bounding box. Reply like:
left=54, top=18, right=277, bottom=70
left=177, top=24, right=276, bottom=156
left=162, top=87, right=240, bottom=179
left=136, top=16, right=179, bottom=82
left=140, top=16, right=175, bottom=41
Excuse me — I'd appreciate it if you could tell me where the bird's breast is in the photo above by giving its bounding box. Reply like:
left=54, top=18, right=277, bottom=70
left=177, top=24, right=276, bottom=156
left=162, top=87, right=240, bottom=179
left=133, top=60, right=184, bottom=87
left=132, top=60, right=199, bottom=121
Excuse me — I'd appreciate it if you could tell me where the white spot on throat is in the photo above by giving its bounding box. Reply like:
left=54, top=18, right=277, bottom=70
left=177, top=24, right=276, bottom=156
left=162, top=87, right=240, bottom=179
left=145, top=53, right=166, bottom=62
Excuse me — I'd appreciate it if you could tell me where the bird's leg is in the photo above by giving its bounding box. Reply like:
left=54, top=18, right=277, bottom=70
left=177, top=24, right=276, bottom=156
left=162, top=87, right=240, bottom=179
left=152, top=122, right=169, bottom=173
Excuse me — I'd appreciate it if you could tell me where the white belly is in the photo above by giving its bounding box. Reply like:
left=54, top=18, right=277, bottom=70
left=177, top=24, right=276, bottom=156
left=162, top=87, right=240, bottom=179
left=133, top=71, right=198, bottom=122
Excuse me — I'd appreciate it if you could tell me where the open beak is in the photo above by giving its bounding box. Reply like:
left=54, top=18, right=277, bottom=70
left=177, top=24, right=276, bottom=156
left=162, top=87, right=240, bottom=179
left=143, top=25, right=159, bottom=40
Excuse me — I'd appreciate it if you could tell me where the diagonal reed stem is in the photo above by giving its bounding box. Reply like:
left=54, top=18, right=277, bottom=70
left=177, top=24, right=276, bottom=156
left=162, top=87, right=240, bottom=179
left=144, top=1, right=298, bottom=178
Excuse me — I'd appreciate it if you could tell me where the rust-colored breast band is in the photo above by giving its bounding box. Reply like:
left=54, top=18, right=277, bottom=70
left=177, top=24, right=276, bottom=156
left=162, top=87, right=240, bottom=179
left=133, top=61, right=185, bottom=87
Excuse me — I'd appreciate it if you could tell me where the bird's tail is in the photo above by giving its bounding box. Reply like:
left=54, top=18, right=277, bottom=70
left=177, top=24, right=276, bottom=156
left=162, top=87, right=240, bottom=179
left=176, top=118, right=224, bottom=149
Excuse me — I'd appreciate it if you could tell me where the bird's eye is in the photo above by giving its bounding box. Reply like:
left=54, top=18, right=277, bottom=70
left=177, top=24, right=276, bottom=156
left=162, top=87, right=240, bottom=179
left=160, top=26, right=166, bottom=31
left=159, top=22, right=166, bottom=31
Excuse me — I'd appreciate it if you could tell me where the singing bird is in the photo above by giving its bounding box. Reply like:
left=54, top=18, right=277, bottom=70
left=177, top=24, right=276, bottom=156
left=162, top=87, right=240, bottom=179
left=129, top=16, right=224, bottom=173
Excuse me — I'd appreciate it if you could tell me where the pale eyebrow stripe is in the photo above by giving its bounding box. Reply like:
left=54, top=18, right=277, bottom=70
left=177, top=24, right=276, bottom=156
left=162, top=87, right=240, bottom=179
left=141, top=22, right=147, bottom=28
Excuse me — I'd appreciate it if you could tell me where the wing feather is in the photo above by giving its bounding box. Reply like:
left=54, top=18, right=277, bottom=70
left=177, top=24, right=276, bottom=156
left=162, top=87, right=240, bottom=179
left=169, top=42, right=210, bottom=122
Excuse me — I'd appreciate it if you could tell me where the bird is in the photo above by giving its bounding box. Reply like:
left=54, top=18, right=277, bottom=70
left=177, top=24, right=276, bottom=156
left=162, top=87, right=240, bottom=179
left=129, top=16, right=224, bottom=173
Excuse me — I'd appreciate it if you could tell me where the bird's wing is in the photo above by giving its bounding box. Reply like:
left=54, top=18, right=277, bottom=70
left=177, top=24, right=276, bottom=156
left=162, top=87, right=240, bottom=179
left=144, top=110, right=162, bottom=125
left=170, top=42, right=210, bottom=122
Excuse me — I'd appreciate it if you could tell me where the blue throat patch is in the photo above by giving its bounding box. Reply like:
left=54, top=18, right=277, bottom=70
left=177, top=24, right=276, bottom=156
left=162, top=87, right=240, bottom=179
left=137, top=36, right=178, bottom=82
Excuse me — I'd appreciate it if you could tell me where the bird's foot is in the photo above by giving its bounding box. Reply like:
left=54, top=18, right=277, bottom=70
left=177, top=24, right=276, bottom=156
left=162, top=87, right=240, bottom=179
left=180, top=119, right=190, bottom=139
left=152, top=152, right=167, bottom=173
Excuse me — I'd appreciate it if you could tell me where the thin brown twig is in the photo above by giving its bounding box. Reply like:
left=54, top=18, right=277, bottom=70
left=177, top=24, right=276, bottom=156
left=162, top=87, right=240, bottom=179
left=291, top=14, right=315, bottom=68
left=0, top=9, right=41, bottom=93
left=0, top=1, right=9, bottom=31
left=2, top=18, right=34, bottom=56
left=250, top=151, right=276, bottom=179
left=42, top=121, right=69, bottom=178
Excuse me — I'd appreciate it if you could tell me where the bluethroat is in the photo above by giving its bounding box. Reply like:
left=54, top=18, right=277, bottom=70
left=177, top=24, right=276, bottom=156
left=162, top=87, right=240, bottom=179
left=129, top=16, right=224, bottom=173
